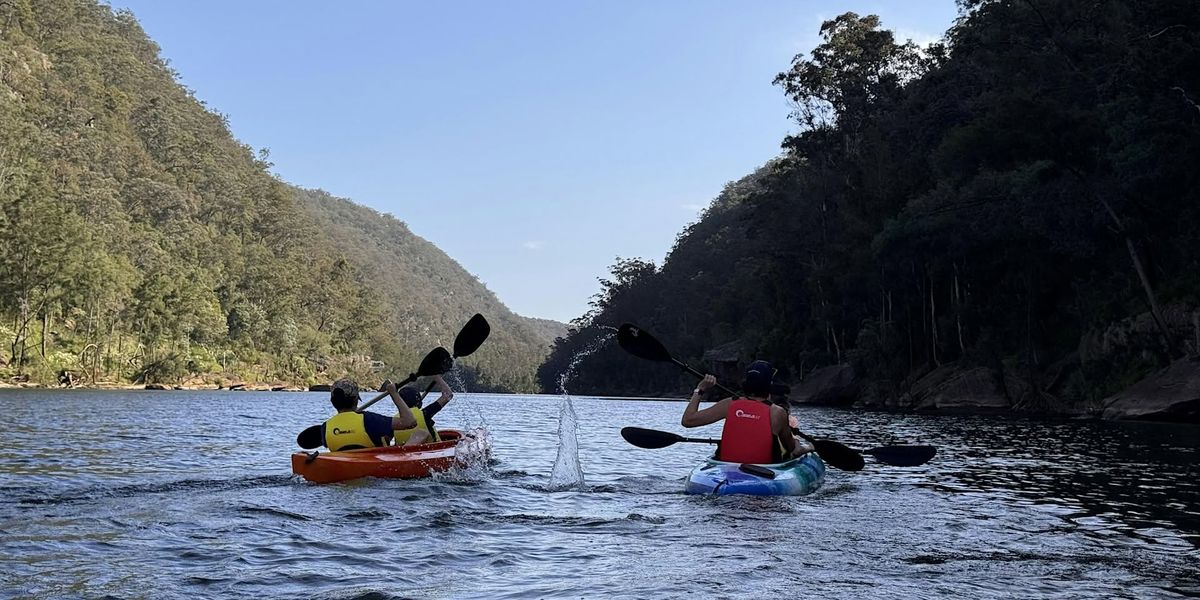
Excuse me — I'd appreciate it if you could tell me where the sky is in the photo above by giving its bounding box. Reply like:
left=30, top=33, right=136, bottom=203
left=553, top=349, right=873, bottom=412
left=106, top=1, right=960, bottom=323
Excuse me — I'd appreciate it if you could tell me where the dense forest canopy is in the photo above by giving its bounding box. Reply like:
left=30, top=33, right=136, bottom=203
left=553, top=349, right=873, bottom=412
left=538, top=0, right=1200, bottom=414
left=0, top=0, right=562, bottom=391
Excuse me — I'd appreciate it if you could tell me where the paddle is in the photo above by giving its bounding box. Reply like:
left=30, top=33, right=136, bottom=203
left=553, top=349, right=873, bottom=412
left=621, top=426, right=935, bottom=468
left=617, top=323, right=936, bottom=470
left=415, top=313, right=491, bottom=403
left=363, top=313, right=491, bottom=418
left=294, top=346, right=452, bottom=449
left=405, top=314, right=491, bottom=440
left=621, top=426, right=718, bottom=449
left=620, top=427, right=777, bottom=479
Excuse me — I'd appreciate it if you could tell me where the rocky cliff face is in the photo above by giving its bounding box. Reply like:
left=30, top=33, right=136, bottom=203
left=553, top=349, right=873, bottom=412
left=1103, top=359, right=1200, bottom=422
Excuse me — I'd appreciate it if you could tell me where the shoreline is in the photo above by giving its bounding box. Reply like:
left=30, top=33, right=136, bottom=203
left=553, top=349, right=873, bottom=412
left=0, top=381, right=311, bottom=392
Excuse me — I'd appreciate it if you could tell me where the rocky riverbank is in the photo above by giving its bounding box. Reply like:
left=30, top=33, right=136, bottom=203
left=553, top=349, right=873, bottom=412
left=787, top=358, right=1200, bottom=423
left=0, top=377, right=311, bottom=392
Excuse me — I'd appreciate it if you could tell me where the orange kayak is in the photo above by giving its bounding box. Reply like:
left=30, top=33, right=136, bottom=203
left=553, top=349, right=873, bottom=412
left=291, top=428, right=491, bottom=484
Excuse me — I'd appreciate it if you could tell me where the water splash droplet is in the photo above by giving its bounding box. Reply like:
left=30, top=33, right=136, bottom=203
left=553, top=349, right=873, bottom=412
left=547, top=331, right=615, bottom=491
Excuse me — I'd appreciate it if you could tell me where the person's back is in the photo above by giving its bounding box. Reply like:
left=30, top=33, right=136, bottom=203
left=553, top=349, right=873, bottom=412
left=391, top=375, right=454, bottom=446
left=324, top=379, right=388, bottom=451
left=681, top=360, right=800, bottom=464
left=322, top=378, right=420, bottom=451
left=718, top=397, right=775, bottom=463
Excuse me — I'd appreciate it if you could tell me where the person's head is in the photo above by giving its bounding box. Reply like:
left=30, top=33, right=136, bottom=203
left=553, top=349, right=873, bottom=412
left=742, top=360, right=774, bottom=398
left=330, top=378, right=360, bottom=411
left=398, top=386, right=421, bottom=408
left=769, top=382, right=791, bottom=407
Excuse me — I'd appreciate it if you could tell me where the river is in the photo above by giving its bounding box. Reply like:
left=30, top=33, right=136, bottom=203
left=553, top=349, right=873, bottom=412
left=0, top=390, right=1197, bottom=599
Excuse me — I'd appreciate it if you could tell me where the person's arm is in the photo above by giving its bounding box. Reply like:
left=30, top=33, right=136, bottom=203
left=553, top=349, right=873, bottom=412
left=361, top=412, right=398, bottom=447
left=401, top=428, right=431, bottom=446
left=681, top=375, right=728, bottom=428
left=379, top=380, right=417, bottom=430
left=771, top=405, right=799, bottom=457
left=422, top=374, right=453, bottom=421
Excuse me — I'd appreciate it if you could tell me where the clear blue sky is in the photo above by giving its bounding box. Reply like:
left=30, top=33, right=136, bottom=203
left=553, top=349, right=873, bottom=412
left=106, top=1, right=959, bottom=323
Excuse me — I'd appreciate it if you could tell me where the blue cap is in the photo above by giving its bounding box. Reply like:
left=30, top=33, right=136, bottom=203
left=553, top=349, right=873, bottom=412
left=747, top=360, right=773, bottom=378
left=743, top=360, right=774, bottom=396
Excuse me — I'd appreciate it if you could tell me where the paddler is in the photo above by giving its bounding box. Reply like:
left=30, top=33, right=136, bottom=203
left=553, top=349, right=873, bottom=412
left=322, top=378, right=419, bottom=451
left=389, top=374, right=455, bottom=446
left=681, top=360, right=803, bottom=463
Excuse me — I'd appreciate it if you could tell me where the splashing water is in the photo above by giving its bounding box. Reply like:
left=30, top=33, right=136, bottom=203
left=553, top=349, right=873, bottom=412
left=441, top=365, right=489, bottom=430
left=547, top=399, right=583, bottom=490
left=547, top=330, right=615, bottom=491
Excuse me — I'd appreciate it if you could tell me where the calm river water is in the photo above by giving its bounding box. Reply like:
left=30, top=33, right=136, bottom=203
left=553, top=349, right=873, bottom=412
left=0, top=390, right=1197, bottom=599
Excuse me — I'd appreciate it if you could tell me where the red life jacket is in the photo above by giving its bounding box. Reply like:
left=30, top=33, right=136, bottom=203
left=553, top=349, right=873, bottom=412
left=718, top=398, right=774, bottom=463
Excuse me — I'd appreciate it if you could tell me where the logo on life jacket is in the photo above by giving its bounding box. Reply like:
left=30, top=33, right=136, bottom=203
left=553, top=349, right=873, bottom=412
left=734, top=409, right=762, bottom=420
left=332, top=427, right=356, bottom=435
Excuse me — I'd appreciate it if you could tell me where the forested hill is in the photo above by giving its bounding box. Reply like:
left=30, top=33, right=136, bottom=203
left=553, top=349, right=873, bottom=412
left=539, top=0, right=1200, bottom=418
left=294, top=188, right=568, bottom=392
left=0, top=0, right=560, bottom=391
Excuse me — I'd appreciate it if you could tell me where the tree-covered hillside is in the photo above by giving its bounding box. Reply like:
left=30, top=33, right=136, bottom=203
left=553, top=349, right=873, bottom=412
left=539, top=0, right=1200, bottom=416
left=294, top=188, right=565, bottom=392
left=0, top=0, right=558, bottom=391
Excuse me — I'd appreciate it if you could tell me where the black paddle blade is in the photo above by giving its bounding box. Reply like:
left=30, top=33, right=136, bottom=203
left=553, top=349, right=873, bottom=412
left=454, top=314, right=490, bottom=358
left=864, top=445, right=937, bottom=467
left=620, top=426, right=684, bottom=449
left=417, top=346, right=453, bottom=376
left=812, top=439, right=866, bottom=471
left=617, top=324, right=673, bottom=362
left=296, top=425, right=323, bottom=450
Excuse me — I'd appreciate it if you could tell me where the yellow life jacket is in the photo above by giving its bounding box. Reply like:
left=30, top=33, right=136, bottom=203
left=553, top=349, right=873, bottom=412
left=393, top=405, right=439, bottom=445
left=323, top=411, right=376, bottom=451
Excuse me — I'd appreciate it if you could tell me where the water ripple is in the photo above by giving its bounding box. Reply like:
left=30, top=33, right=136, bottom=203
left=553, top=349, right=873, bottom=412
left=0, top=391, right=1197, bottom=599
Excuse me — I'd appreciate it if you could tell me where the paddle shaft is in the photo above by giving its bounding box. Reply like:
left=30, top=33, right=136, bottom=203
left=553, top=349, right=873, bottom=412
left=357, top=314, right=488, bottom=413
left=354, top=389, right=393, bottom=412
left=355, top=371, right=419, bottom=412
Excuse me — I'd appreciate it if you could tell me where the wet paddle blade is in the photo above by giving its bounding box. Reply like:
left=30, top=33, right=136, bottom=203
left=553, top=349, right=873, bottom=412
left=417, top=346, right=453, bottom=377
left=621, top=426, right=684, bottom=449
left=453, top=313, right=490, bottom=358
left=617, top=324, right=673, bottom=363
left=296, top=425, right=322, bottom=449
left=812, top=438, right=865, bottom=471
left=864, top=445, right=937, bottom=467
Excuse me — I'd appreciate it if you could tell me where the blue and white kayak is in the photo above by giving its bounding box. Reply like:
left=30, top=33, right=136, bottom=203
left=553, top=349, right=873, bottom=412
left=684, top=452, right=826, bottom=496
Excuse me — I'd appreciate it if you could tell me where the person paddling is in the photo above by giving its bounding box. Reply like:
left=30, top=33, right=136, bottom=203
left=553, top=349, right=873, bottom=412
left=389, top=374, right=454, bottom=446
left=322, top=378, right=419, bottom=451
left=681, top=361, right=805, bottom=463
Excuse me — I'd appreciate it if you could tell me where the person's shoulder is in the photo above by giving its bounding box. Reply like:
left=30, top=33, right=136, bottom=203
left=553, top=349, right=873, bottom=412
left=361, top=411, right=391, bottom=425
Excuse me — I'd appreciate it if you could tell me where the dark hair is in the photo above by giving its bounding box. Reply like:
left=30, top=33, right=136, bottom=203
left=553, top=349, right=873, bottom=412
left=743, top=377, right=771, bottom=397
left=398, top=386, right=421, bottom=408
left=330, top=387, right=358, bottom=411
